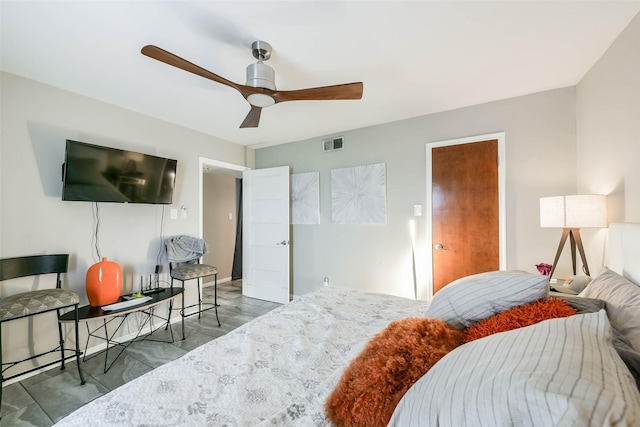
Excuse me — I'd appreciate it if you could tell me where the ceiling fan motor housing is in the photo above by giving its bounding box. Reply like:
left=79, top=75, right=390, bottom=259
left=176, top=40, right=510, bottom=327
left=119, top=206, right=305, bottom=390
left=246, top=40, right=276, bottom=91
left=246, top=62, right=276, bottom=90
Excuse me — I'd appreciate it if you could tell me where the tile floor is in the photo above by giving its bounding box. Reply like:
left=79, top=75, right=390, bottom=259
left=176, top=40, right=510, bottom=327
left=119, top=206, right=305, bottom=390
left=0, top=280, right=281, bottom=426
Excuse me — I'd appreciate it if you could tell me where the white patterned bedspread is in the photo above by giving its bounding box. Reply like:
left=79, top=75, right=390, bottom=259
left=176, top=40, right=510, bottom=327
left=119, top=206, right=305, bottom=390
left=55, top=286, right=428, bottom=426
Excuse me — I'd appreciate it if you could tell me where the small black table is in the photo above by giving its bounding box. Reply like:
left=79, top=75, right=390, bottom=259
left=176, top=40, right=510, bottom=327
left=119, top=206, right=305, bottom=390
left=59, top=287, right=184, bottom=373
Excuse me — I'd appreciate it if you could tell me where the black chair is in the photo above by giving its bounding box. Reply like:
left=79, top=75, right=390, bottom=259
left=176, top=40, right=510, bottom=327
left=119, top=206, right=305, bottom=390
left=0, top=254, right=85, bottom=417
left=165, top=236, right=220, bottom=339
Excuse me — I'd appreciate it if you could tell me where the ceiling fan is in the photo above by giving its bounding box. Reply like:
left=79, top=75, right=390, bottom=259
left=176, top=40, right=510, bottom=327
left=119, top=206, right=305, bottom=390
left=141, top=41, right=364, bottom=128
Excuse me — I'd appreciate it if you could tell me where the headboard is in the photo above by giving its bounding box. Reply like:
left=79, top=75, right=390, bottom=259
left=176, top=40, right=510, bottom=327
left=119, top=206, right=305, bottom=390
left=608, top=223, right=640, bottom=286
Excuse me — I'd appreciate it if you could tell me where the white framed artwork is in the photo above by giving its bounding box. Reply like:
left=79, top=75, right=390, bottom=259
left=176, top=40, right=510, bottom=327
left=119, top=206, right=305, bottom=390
left=291, top=172, right=320, bottom=225
left=331, top=163, right=387, bottom=224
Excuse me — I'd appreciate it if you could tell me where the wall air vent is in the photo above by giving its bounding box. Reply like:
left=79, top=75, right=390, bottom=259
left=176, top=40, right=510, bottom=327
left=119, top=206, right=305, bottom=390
left=322, top=136, right=345, bottom=153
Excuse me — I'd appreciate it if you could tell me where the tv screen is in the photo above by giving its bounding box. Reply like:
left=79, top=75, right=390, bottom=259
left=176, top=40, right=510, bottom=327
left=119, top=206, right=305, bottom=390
left=62, top=140, right=177, bottom=204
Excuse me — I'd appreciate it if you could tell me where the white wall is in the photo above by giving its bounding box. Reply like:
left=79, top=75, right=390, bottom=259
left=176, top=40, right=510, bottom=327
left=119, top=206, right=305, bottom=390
left=576, top=11, right=640, bottom=272
left=0, top=72, right=251, bottom=377
left=256, top=87, right=577, bottom=298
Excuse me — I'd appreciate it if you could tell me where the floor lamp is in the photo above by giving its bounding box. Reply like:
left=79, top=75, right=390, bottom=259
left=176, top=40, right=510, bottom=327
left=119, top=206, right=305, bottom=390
left=540, top=195, right=607, bottom=279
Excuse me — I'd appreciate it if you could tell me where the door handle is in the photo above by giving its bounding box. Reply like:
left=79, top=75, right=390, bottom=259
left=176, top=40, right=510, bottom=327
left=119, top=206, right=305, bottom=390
left=277, top=240, right=289, bottom=246
left=434, top=243, right=447, bottom=251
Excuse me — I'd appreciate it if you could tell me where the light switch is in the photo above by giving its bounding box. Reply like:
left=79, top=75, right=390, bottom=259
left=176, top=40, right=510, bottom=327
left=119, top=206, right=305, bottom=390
left=228, top=213, right=233, bottom=220
left=170, top=209, right=178, bottom=220
left=413, top=204, right=422, bottom=217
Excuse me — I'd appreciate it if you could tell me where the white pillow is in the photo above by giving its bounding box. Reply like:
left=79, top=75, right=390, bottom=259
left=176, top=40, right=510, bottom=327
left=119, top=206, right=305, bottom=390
left=425, top=270, right=548, bottom=329
left=579, top=267, right=640, bottom=352
left=389, top=311, right=640, bottom=427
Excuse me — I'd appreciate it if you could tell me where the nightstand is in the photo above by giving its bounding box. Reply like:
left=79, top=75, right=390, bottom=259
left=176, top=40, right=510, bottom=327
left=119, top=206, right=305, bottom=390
left=549, top=278, right=564, bottom=292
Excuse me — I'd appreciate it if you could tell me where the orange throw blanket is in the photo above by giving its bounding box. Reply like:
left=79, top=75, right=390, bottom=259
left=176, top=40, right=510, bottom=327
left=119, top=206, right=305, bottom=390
left=465, top=298, right=576, bottom=342
left=326, top=317, right=464, bottom=427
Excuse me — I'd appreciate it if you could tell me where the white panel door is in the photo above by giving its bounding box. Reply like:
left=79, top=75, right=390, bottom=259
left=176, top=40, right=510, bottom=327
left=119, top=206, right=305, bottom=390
left=242, top=166, right=290, bottom=304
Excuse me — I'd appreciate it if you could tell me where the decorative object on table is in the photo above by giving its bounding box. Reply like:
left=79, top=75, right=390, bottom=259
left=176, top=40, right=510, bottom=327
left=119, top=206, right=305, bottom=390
left=551, top=275, right=592, bottom=294
left=101, top=296, right=152, bottom=312
left=536, top=263, right=552, bottom=275
left=86, top=257, right=122, bottom=306
left=539, top=194, right=607, bottom=279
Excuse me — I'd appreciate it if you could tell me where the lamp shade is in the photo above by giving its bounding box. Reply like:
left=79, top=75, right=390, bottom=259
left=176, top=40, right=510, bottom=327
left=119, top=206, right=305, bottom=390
left=540, top=195, right=607, bottom=228
left=540, top=196, right=565, bottom=227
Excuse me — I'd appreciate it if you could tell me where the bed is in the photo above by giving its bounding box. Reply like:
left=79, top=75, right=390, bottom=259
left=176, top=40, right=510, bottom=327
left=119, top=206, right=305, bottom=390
left=55, top=223, right=640, bottom=426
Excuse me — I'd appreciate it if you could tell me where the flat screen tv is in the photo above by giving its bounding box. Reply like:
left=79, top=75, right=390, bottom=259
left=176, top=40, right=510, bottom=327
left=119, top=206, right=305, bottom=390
left=62, top=140, right=177, bottom=204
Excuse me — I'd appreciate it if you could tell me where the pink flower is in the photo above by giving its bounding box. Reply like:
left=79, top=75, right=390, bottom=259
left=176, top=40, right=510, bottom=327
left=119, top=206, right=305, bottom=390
left=536, top=263, right=552, bottom=275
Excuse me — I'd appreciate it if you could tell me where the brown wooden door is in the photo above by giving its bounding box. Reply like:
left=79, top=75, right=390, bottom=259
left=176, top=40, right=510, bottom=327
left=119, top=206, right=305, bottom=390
left=432, top=139, right=500, bottom=293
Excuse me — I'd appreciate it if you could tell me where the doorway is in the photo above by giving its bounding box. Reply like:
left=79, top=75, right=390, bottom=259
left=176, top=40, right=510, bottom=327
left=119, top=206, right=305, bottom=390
left=199, top=158, right=249, bottom=288
left=425, top=132, right=506, bottom=296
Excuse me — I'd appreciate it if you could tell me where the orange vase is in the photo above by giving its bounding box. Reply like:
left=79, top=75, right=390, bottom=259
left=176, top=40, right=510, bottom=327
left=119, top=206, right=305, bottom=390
left=86, top=257, right=122, bottom=306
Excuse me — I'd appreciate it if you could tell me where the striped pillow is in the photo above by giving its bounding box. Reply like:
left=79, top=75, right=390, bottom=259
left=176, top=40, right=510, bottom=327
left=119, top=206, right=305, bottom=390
left=425, top=270, right=548, bottom=329
left=579, top=267, right=640, bottom=352
left=389, top=311, right=640, bottom=427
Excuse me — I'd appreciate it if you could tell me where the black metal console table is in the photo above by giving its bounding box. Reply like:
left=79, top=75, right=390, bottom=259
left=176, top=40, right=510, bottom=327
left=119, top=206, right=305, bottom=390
left=59, top=287, right=184, bottom=373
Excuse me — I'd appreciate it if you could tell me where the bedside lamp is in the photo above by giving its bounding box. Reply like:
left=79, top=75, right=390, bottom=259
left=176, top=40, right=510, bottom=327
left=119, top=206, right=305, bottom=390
left=540, top=195, right=607, bottom=279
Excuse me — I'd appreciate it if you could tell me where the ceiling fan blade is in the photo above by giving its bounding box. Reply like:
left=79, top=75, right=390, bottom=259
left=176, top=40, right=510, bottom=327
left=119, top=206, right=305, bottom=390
left=143, top=43, right=363, bottom=129
left=141, top=45, right=243, bottom=92
left=240, top=106, right=262, bottom=128
left=272, top=82, right=363, bottom=103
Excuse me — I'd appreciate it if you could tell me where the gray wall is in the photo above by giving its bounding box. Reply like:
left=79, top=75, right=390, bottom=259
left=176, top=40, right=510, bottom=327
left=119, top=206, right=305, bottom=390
left=203, top=173, right=238, bottom=281
left=0, top=72, right=250, bottom=284
left=0, top=72, right=252, bottom=375
left=256, top=87, right=578, bottom=298
left=576, top=11, right=640, bottom=268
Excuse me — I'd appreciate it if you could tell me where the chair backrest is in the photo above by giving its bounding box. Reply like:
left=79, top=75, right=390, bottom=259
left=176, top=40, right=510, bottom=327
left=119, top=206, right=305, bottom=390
left=0, top=254, right=69, bottom=288
left=165, top=236, right=208, bottom=271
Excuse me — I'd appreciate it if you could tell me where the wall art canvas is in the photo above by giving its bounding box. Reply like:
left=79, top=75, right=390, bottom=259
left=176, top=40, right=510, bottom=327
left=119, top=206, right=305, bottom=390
left=291, top=172, right=320, bottom=225
left=331, top=163, right=387, bottom=224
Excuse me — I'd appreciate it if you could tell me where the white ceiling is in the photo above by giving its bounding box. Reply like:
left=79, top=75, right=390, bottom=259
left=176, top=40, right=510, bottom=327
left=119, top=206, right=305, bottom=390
left=2, top=1, right=639, bottom=149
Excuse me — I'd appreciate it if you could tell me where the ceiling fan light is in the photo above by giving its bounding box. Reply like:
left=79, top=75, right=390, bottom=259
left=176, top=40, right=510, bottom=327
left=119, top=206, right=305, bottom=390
left=246, top=62, right=276, bottom=90
left=247, top=93, right=275, bottom=107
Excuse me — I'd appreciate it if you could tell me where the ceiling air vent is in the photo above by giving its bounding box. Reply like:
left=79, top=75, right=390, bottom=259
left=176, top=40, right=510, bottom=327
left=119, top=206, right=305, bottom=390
left=322, top=136, right=345, bottom=153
